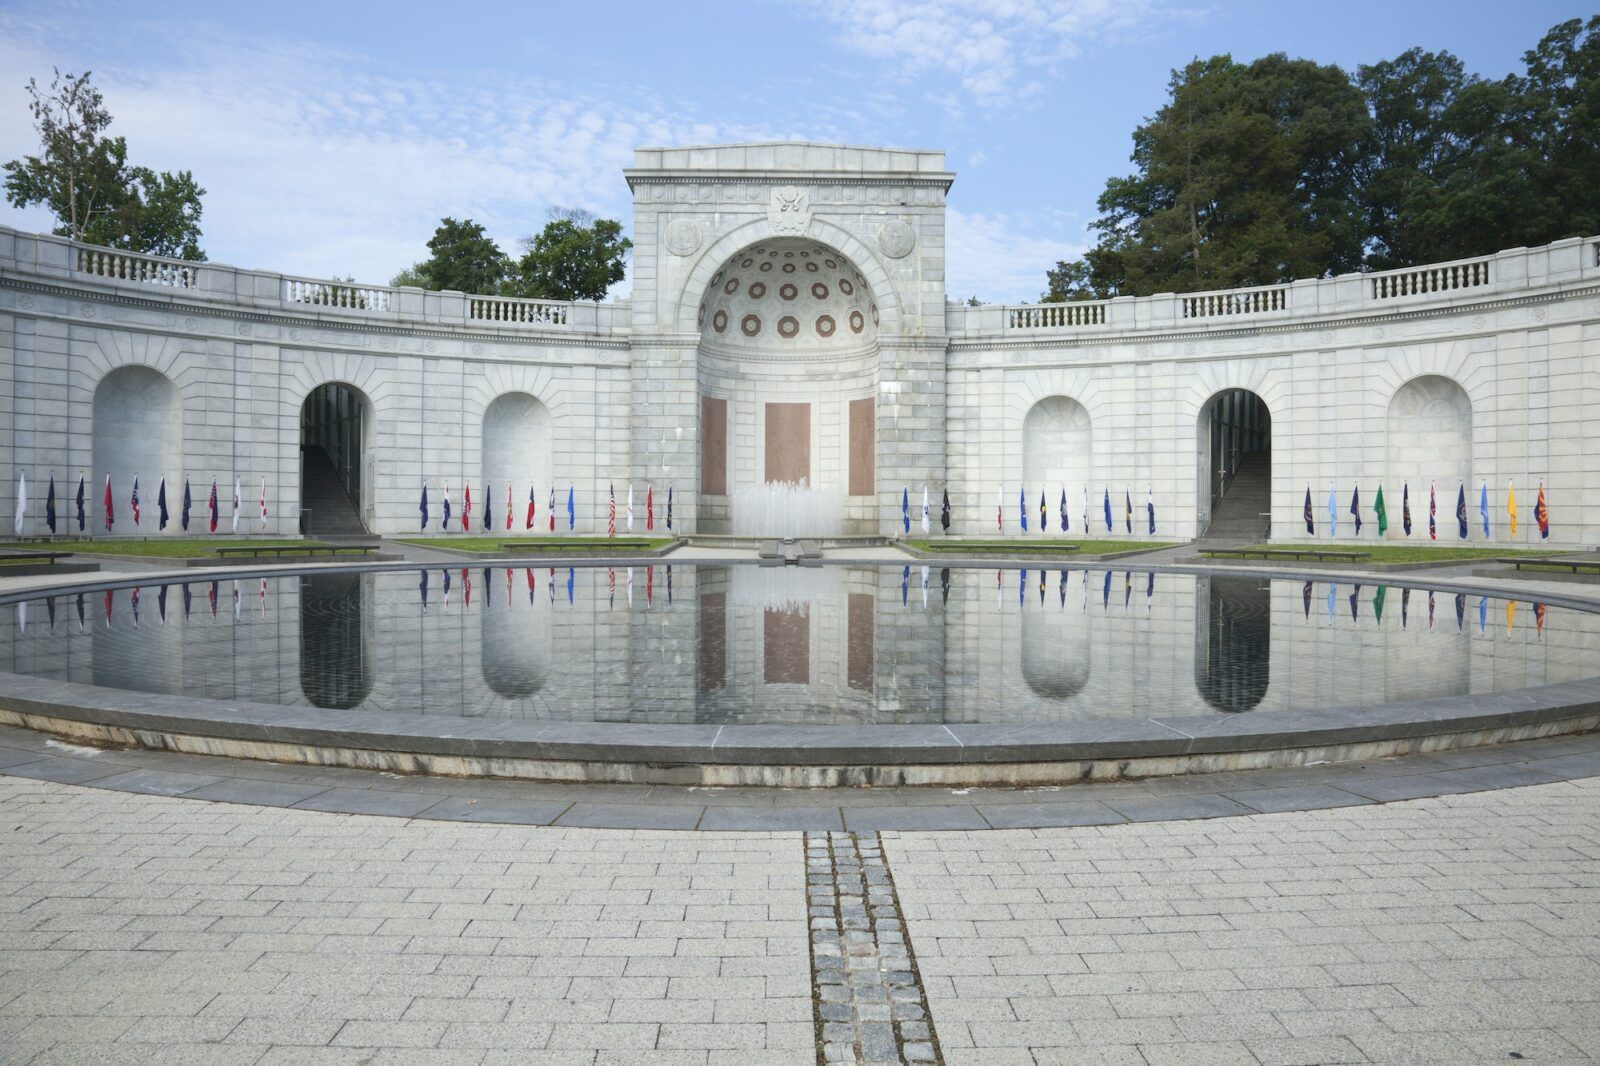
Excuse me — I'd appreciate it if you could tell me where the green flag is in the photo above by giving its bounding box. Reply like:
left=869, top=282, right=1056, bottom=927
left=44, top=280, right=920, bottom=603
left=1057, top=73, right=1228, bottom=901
left=1373, top=585, right=1387, bottom=624
left=1374, top=484, right=1388, bottom=535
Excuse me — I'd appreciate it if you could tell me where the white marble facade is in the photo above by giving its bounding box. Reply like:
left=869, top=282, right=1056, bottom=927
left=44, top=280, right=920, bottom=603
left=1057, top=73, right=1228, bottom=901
left=2, top=141, right=1598, bottom=546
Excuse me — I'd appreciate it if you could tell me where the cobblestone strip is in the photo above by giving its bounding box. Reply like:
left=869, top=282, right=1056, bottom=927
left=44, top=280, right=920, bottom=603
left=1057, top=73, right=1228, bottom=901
left=807, top=831, right=944, bottom=1065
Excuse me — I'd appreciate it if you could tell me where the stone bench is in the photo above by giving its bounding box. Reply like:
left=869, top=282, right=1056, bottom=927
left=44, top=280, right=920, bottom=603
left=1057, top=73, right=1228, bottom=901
left=0, top=550, right=75, bottom=565
left=1500, top=556, right=1600, bottom=575
left=1200, top=547, right=1370, bottom=562
left=211, top=544, right=374, bottom=558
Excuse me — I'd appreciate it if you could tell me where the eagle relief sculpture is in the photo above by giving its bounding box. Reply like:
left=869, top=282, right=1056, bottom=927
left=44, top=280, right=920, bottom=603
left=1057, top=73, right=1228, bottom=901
left=768, top=186, right=811, bottom=236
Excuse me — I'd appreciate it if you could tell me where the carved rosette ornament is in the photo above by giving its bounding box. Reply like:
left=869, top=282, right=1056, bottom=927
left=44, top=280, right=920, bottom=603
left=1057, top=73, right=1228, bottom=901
left=878, top=220, right=916, bottom=259
left=767, top=186, right=811, bottom=236
left=663, top=218, right=702, bottom=257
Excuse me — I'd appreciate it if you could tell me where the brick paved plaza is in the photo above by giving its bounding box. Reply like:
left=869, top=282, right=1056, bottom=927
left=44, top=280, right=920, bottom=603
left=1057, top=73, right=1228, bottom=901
left=2, top=765, right=1598, bottom=1064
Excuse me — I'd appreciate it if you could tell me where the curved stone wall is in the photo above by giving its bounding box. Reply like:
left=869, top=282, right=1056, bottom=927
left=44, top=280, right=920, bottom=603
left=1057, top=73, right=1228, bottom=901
left=3, top=141, right=1598, bottom=545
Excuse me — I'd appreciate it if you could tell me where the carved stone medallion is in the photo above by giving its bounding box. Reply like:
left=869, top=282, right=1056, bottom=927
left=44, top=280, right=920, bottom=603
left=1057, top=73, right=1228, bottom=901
left=878, top=220, right=916, bottom=259
left=663, top=219, right=702, bottom=257
left=768, top=186, right=811, bottom=236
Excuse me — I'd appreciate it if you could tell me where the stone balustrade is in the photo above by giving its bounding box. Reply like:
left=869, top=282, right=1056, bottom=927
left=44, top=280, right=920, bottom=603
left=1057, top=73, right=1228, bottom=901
left=74, top=246, right=199, bottom=289
left=949, top=235, right=1600, bottom=337
left=468, top=294, right=571, bottom=326
left=282, top=275, right=395, bottom=312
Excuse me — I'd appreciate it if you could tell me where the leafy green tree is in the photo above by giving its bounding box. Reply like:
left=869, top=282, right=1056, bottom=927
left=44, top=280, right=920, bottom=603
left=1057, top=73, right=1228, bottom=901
left=505, top=208, right=631, bottom=301
left=1513, top=16, right=1600, bottom=246
left=389, top=262, right=428, bottom=288
left=3, top=69, right=206, bottom=260
left=1041, top=258, right=1103, bottom=302
left=413, top=217, right=509, bottom=294
left=1087, top=54, right=1370, bottom=296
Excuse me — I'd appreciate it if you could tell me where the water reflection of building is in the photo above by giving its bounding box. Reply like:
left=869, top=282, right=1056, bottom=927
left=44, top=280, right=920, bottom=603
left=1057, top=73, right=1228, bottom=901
left=1194, top=576, right=1270, bottom=712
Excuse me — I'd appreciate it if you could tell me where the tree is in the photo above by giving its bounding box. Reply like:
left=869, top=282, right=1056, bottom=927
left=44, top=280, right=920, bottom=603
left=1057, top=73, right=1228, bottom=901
left=1041, top=258, right=1103, bottom=302
left=1086, top=54, right=1370, bottom=296
left=1512, top=16, right=1600, bottom=246
left=414, top=218, right=509, bottom=294
left=505, top=207, right=631, bottom=301
left=389, top=262, right=428, bottom=288
left=3, top=69, right=206, bottom=260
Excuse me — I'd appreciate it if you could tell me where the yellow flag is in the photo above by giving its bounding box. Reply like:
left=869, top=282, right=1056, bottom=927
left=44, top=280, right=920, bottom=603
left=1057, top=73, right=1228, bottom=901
left=1506, top=599, right=1516, bottom=635
left=1507, top=479, right=1518, bottom=539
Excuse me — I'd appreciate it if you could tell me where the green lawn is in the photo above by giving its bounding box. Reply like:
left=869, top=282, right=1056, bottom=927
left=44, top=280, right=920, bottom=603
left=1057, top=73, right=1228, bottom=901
left=1234, top=543, right=1570, bottom=563
left=399, top=536, right=676, bottom=553
left=905, top=538, right=1175, bottom=555
left=0, top=538, right=324, bottom=559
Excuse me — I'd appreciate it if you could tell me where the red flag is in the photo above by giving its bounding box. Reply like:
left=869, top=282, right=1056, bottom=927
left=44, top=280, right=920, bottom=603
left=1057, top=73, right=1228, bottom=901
left=526, top=484, right=535, bottom=530
left=462, top=568, right=471, bottom=606
left=462, top=484, right=472, bottom=531
left=505, top=484, right=512, bottom=531
left=131, top=476, right=140, bottom=526
left=103, top=474, right=114, bottom=530
left=1536, top=482, right=1549, bottom=539
left=208, top=479, right=218, bottom=533
left=646, top=485, right=654, bottom=531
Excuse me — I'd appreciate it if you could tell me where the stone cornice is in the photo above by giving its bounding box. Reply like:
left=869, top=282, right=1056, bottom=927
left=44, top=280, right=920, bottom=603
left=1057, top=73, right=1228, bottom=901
left=625, top=172, right=955, bottom=192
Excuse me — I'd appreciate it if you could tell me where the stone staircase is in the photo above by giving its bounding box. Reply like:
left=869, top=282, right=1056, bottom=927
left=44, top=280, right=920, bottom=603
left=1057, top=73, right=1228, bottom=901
left=300, top=446, right=368, bottom=537
left=1202, top=452, right=1271, bottom=540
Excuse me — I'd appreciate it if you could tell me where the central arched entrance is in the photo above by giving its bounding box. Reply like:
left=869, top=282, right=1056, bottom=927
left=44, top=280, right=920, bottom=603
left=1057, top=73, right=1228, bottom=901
left=1197, top=389, right=1271, bottom=539
left=300, top=382, right=372, bottom=536
left=695, top=238, right=880, bottom=536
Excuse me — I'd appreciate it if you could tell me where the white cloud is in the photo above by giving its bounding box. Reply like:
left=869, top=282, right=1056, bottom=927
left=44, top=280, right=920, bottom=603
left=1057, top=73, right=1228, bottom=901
left=945, top=208, right=1085, bottom=304
left=794, top=0, right=1192, bottom=108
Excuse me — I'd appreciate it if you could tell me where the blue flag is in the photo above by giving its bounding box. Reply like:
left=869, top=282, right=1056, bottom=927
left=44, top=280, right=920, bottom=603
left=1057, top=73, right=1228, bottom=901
left=1350, top=485, right=1361, bottom=536
left=1479, top=481, right=1490, bottom=539
left=1327, top=484, right=1337, bottom=537
left=442, top=486, right=452, bottom=530
left=1147, top=488, right=1156, bottom=535
left=45, top=476, right=56, bottom=533
left=1456, top=482, right=1468, bottom=540
left=1102, top=488, right=1112, bottom=532
left=666, top=485, right=673, bottom=530
left=157, top=477, right=169, bottom=530
left=419, top=484, right=429, bottom=530
left=76, top=475, right=86, bottom=531
left=1059, top=488, right=1069, bottom=532
left=418, top=570, right=428, bottom=611
left=566, top=567, right=575, bottom=604
left=181, top=479, right=193, bottom=531
left=1018, top=487, right=1027, bottom=532
left=902, top=487, right=910, bottom=534
left=484, top=484, right=492, bottom=532
left=566, top=485, right=575, bottom=530
left=1124, top=490, right=1132, bottom=533
left=1304, top=485, right=1314, bottom=535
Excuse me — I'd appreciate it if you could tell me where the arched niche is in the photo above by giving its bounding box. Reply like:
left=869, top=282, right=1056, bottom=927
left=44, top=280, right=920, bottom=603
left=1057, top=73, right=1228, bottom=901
left=482, top=393, right=552, bottom=515
left=300, top=382, right=374, bottom=534
left=1196, top=388, right=1272, bottom=537
left=481, top=577, right=550, bottom=698
left=1021, top=593, right=1090, bottom=700
left=92, top=366, right=180, bottom=531
left=1022, top=397, right=1093, bottom=509
left=1386, top=376, right=1472, bottom=524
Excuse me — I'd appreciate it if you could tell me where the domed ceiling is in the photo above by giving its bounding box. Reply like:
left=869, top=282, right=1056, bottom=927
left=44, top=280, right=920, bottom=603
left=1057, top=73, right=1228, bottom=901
left=698, top=238, right=878, bottom=355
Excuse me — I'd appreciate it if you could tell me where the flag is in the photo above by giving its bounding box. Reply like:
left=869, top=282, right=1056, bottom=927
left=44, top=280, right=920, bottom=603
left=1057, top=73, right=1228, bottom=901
left=1456, top=482, right=1468, bottom=540
left=132, top=586, right=141, bottom=627
left=1147, top=487, right=1155, bottom=535
left=1478, top=595, right=1487, bottom=634
left=441, top=482, right=452, bottom=530
left=996, top=487, right=1003, bottom=532
left=1059, top=488, right=1068, bottom=533
left=1124, top=490, right=1132, bottom=534
left=484, top=484, right=493, bottom=532
left=208, top=580, right=218, bottom=618
left=1479, top=481, right=1490, bottom=539
left=1327, top=484, right=1338, bottom=537
left=11, top=472, right=23, bottom=535
left=1536, top=482, right=1549, bottom=539
left=1349, top=485, right=1361, bottom=537
left=46, top=475, right=56, bottom=533
left=232, top=478, right=240, bottom=533
left=419, top=483, right=429, bottom=529
left=1302, top=579, right=1312, bottom=619
left=549, top=486, right=556, bottom=532
left=566, top=567, right=575, bottom=604
left=419, top=569, right=429, bottom=611
left=1374, top=485, right=1387, bottom=536
left=1506, top=599, right=1516, bottom=635
left=1102, top=488, right=1112, bottom=532
left=505, top=483, right=512, bottom=531
left=666, top=485, right=674, bottom=531
left=1326, top=583, right=1337, bottom=621
left=1019, top=487, right=1027, bottom=532
left=608, top=484, right=616, bottom=537
left=1304, top=486, right=1314, bottom=535
left=1349, top=584, right=1360, bottom=622
left=462, top=483, right=472, bottom=531
left=157, top=477, right=167, bottom=531
left=207, top=479, right=218, bottom=533
left=1102, top=569, right=1112, bottom=609
left=527, top=483, right=536, bottom=530
left=131, top=475, right=141, bottom=526
left=1402, top=482, right=1412, bottom=535
left=1083, top=486, right=1089, bottom=535
left=1039, top=490, right=1046, bottom=533
left=922, top=486, right=930, bottom=534
left=625, top=484, right=633, bottom=531
left=903, top=487, right=911, bottom=534
left=259, top=477, right=268, bottom=526
left=1428, top=482, right=1436, bottom=540
left=941, top=489, right=951, bottom=532
left=567, top=485, right=575, bottom=531
left=103, top=474, right=114, bottom=531
left=646, top=484, right=654, bottom=532
left=1373, top=584, right=1386, bottom=624
left=1507, top=479, right=1518, bottom=539
left=1402, top=587, right=1410, bottom=627
left=1455, top=592, right=1465, bottom=632
left=76, top=474, right=86, bottom=531
left=181, top=479, right=192, bottom=531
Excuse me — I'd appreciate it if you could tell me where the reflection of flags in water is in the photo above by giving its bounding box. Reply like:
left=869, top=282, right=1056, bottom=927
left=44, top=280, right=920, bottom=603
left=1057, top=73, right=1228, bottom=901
left=1146, top=570, right=1154, bottom=610
left=627, top=566, right=634, bottom=607
left=1303, top=580, right=1312, bottom=619
left=1101, top=569, right=1111, bottom=610
left=1427, top=590, right=1435, bottom=629
left=1401, top=587, right=1410, bottom=628
left=15, top=601, right=24, bottom=634
left=182, top=583, right=192, bottom=621
left=232, top=580, right=240, bottom=620
left=1123, top=571, right=1132, bottom=608
left=76, top=592, right=85, bottom=631
left=419, top=569, right=429, bottom=611
left=158, top=584, right=168, bottom=624
left=921, top=565, right=929, bottom=608
left=130, top=587, right=140, bottom=628
left=207, top=580, right=218, bottom=619
left=1348, top=584, right=1360, bottom=622
left=1018, top=568, right=1026, bottom=606
left=645, top=565, right=653, bottom=607
left=942, top=567, right=952, bottom=605
left=103, top=589, right=112, bottom=627
left=260, top=578, right=267, bottom=615
left=995, top=568, right=1002, bottom=609
left=1373, top=585, right=1386, bottom=624
left=1038, top=568, right=1045, bottom=605
left=1455, top=592, right=1465, bottom=632
left=1536, top=602, right=1546, bottom=636
left=464, top=568, right=474, bottom=608
left=1506, top=600, right=1516, bottom=635
left=903, top=565, right=912, bottom=607
left=442, top=568, right=452, bottom=609
left=566, top=568, right=575, bottom=605
left=1478, top=595, right=1487, bottom=634
left=46, top=595, right=55, bottom=631
left=607, top=567, right=615, bottom=608
left=1326, top=583, right=1336, bottom=621
left=666, top=564, right=673, bottom=604
left=1059, top=569, right=1068, bottom=608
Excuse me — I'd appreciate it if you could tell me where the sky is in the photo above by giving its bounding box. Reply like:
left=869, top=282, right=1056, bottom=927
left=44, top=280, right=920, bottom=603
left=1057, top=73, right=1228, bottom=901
left=0, top=0, right=1587, bottom=302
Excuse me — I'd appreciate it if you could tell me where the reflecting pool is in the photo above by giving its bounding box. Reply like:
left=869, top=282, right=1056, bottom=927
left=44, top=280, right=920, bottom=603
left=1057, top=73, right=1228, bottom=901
left=2, top=565, right=1596, bottom=726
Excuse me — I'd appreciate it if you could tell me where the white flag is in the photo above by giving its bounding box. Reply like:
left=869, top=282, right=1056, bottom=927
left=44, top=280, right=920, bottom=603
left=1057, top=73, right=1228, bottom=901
left=626, top=484, right=634, bottom=532
left=232, top=478, right=241, bottom=533
left=13, top=471, right=25, bottom=535
left=921, top=486, right=930, bottom=534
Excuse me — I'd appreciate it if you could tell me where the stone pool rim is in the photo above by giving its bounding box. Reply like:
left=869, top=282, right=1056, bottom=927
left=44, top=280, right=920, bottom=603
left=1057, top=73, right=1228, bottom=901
left=1, top=560, right=1596, bottom=787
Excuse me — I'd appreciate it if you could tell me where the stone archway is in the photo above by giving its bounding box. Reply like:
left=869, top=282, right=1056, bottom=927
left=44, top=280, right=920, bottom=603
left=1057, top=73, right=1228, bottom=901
left=300, top=382, right=373, bottom=536
left=1197, top=389, right=1272, bottom=539
left=93, top=365, right=180, bottom=534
